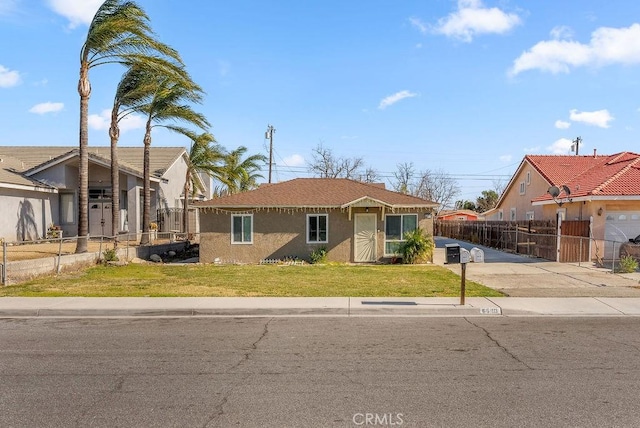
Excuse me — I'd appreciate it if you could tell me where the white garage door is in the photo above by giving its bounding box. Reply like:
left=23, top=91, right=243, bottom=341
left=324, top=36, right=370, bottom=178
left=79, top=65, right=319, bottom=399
left=604, top=211, right=640, bottom=259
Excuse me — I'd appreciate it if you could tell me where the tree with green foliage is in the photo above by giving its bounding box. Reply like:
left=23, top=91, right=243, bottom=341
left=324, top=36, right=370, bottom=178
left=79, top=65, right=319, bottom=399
left=217, top=147, right=267, bottom=195
left=180, top=131, right=226, bottom=235
left=77, top=0, right=182, bottom=253
left=476, top=190, right=499, bottom=213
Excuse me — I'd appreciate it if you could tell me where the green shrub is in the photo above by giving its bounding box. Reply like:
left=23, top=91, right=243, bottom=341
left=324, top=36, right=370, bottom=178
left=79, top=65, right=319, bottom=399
left=618, top=255, right=638, bottom=273
left=310, top=246, right=328, bottom=264
left=103, top=248, right=119, bottom=263
left=398, top=229, right=434, bottom=264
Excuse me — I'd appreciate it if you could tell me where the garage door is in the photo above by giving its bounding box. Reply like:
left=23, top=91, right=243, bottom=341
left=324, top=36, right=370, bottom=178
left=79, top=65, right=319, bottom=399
left=604, top=211, right=640, bottom=259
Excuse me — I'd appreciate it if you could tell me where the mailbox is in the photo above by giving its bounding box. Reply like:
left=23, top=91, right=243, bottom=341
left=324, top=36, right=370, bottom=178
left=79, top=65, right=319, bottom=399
left=445, top=243, right=460, bottom=264
left=460, top=248, right=471, bottom=264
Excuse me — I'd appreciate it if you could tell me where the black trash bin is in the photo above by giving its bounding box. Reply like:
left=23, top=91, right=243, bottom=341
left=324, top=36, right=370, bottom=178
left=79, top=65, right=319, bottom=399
left=445, top=243, right=460, bottom=264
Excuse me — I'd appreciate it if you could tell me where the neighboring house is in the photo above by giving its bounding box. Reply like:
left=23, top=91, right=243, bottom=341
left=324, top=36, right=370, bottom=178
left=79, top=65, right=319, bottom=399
left=486, top=151, right=640, bottom=259
left=0, top=146, right=206, bottom=242
left=437, top=209, right=480, bottom=221
left=196, top=178, right=438, bottom=264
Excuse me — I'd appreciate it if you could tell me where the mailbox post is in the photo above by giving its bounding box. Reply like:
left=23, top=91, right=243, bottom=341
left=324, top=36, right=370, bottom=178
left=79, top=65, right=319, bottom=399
left=459, top=248, right=471, bottom=305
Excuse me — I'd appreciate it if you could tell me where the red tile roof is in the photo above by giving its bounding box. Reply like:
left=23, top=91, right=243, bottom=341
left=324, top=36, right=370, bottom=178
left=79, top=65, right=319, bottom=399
left=196, top=178, right=438, bottom=208
left=527, top=152, right=640, bottom=202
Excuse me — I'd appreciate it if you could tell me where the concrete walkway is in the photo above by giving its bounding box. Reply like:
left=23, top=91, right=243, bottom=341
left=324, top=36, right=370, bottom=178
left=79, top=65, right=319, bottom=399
left=1, top=296, right=640, bottom=318
left=435, top=237, right=640, bottom=297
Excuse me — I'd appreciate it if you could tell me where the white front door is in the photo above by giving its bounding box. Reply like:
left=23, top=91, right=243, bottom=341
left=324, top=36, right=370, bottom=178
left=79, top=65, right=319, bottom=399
left=354, top=213, right=376, bottom=262
left=89, top=200, right=112, bottom=238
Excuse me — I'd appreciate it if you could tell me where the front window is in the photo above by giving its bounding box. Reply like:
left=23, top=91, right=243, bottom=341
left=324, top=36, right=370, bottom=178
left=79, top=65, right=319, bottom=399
left=60, top=193, right=75, bottom=225
left=232, top=214, right=253, bottom=244
left=307, top=214, right=328, bottom=243
left=385, top=214, right=417, bottom=255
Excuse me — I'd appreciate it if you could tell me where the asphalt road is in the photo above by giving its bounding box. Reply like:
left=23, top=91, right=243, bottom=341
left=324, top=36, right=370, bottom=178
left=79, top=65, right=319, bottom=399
left=2, top=317, right=640, bottom=427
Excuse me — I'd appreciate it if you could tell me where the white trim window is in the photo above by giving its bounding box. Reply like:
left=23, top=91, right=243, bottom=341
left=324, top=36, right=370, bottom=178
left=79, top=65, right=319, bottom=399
left=498, top=210, right=504, bottom=221
left=526, top=171, right=531, bottom=185
left=519, top=181, right=526, bottom=195
left=526, top=211, right=535, bottom=221
left=510, top=208, right=517, bottom=221
left=384, top=214, right=418, bottom=255
left=231, top=214, right=253, bottom=244
left=307, top=214, right=328, bottom=243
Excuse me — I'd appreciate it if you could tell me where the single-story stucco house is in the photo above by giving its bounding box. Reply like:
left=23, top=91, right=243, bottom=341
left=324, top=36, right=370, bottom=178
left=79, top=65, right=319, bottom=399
left=196, top=178, right=439, bottom=264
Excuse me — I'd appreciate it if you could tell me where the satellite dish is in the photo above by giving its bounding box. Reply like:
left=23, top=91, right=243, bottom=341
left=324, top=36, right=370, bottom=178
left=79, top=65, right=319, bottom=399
left=561, top=185, right=571, bottom=196
left=548, top=186, right=560, bottom=198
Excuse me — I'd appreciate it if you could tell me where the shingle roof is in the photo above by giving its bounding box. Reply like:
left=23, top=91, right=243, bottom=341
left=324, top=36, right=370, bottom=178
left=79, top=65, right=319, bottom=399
left=0, top=146, right=185, bottom=179
left=196, top=178, right=438, bottom=208
left=0, top=155, right=56, bottom=190
left=527, top=152, right=640, bottom=202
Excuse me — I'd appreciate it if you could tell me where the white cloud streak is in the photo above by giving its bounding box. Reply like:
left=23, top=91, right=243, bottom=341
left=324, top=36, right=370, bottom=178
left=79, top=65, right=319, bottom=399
left=282, top=154, right=305, bottom=167
left=547, top=138, right=573, bottom=154
left=46, top=0, right=103, bottom=28
left=555, top=120, right=571, bottom=129
left=569, top=109, right=613, bottom=128
left=378, top=90, right=417, bottom=110
left=29, top=102, right=64, bottom=114
left=510, top=23, right=640, bottom=76
left=0, top=64, right=20, bottom=87
left=432, top=0, right=521, bottom=42
left=409, top=17, right=428, bottom=34
left=88, top=109, right=145, bottom=133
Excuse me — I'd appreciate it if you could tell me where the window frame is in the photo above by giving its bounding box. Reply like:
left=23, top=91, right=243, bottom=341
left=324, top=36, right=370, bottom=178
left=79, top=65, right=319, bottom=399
left=526, top=211, right=535, bottom=221
left=231, top=213, right=253, bottom=244
left=519, top=181, right=526, bottom=195
left=384, top=213, right=418, bottom=256
left=510, top=208, right=517, bottom=221
left=306, top=213, right=329, bottom=244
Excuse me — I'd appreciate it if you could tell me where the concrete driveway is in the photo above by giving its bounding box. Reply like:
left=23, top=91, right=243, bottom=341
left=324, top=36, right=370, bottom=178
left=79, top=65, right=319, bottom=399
left=435, top=237, right=640, bottom=297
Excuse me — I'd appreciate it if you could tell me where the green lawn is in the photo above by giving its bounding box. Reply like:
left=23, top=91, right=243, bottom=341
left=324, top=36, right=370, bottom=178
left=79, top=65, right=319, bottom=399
left=0, top=263, right=503, bottom=297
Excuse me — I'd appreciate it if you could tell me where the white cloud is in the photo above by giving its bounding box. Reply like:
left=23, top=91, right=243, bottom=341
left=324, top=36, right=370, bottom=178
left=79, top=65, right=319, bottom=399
left=88, top=109, right=145, bottom=133
left=46, top=0, right=103, bottom=28
left=29, top=102, right=64, bottom=114
left=0, top=0, right=17, bottom=16
left=281, top=154, right=305, bottom=167
left=550, top=25, right=574, bottom=40
left=555, top=120, right=571, bottom=129
left=510, top=23, right=640, bottom=76
left=433, top=0, right=521, bottom=42
left=499, top=154, right=512, bottom=162
left=0, top=64, right=20, bottom=87
left=524, top=146, right=541, bottom=153
left=547, top=138, right=573, bottom=154
left=378, top=90, right=417, bottom=109
left=409, top=17, right=428, bottom=34
left=569, top=109, right=613, bottom=128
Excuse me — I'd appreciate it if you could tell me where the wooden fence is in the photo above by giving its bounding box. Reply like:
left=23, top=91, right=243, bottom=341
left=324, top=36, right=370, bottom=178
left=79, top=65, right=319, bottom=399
left=435, top=219, right=591, bottom=262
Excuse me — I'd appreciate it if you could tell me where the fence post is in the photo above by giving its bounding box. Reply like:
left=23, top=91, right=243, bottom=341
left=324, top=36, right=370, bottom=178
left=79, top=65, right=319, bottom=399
left=57, top=234, right=63, bottom=274
left=612, top=241, right=617, bottom=273
left=2, top=239, right=6, bottom=286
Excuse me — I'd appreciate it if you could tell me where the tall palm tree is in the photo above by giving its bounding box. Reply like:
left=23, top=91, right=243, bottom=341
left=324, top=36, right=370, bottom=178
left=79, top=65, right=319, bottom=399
left=180, top=131, right=226, bottom=235
left=76, top=0, right=181, bottom=253
left=137, top=73, right=209, bottom=244
left=108, top=63, right=161, bottom=247
left=219, top=147, right=267, bottom=195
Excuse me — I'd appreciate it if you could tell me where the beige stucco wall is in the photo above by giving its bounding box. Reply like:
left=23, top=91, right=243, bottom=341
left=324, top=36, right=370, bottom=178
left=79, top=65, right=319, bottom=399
left=199, top=207, right=434, bottom=264
left=494, top=165, right=548, bottom=221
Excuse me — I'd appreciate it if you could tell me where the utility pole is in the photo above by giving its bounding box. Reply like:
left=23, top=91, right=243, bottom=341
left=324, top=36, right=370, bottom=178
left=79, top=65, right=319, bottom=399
left=572, top=136, right=582, bottom=155
left=265, top=124, right=275, bottom=183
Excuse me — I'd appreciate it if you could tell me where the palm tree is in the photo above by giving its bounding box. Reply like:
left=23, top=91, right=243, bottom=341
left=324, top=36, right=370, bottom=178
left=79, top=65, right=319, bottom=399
left=218, top=147, right=267, bottom=195
left=180, top=131, right=226, bottom=235
left=108, top=63, right=162, bottom=247
left=76, top=0, right=181, bottom=253
left=137, top=73, right=209, bottom=244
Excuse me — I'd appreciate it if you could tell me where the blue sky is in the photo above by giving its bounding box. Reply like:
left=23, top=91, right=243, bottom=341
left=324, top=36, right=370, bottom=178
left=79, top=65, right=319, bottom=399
left=1, top=0, right=640, bottom=202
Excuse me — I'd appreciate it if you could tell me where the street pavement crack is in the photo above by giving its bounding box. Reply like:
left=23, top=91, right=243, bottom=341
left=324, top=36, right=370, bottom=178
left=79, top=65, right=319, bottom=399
left=230, top=318, right=273, bottom=371
left=464, top=318, right=533, bottom=370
